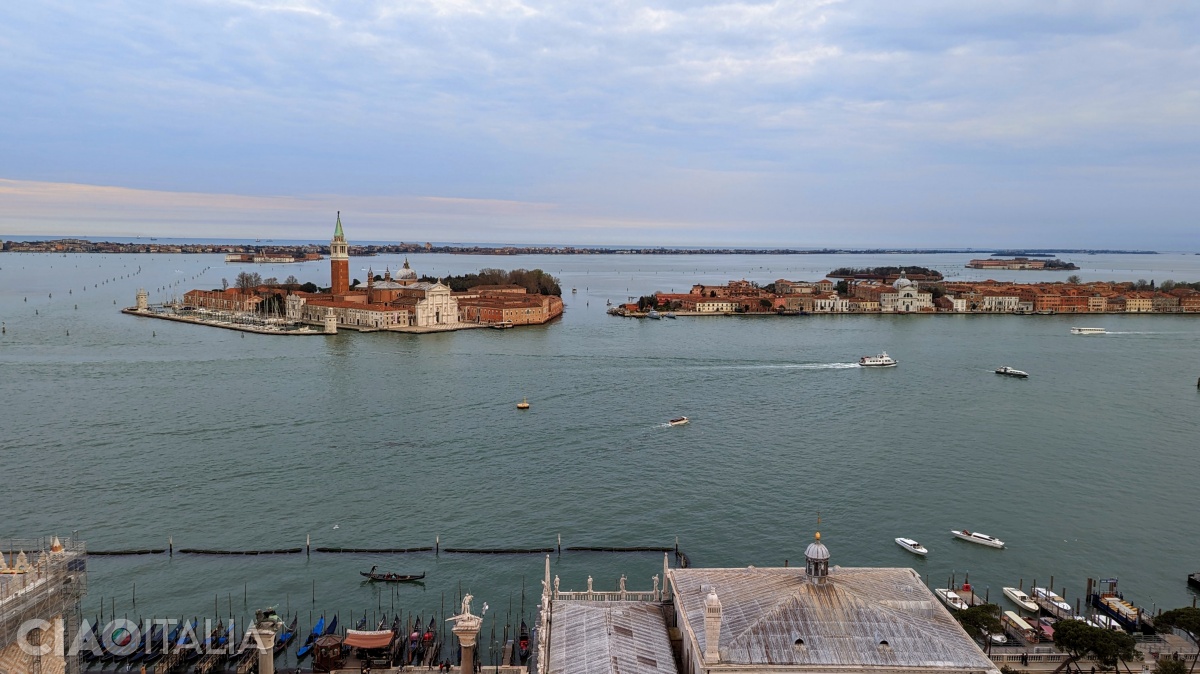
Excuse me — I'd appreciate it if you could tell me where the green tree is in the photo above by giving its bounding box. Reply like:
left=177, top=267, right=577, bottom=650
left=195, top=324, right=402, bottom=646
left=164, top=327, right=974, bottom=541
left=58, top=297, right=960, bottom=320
left=1157, top=660, right=1188, bottom=674
left=1156, top=608, right=1200, bottom=673
left=954, top=603, right=1003, bottom=642
left=1161, top=279, right=1176, bottom=292
left=1053, top=619, right=1139, bottom=673
left=637, top=295, right=658, bottom=311
left=300, top=282, right=319, bottom=293
left=1067, top=274, right=1082, bottom=284
left=285, top=274, right=299, bottom=285
left=834, top=280, right=849, bottom=294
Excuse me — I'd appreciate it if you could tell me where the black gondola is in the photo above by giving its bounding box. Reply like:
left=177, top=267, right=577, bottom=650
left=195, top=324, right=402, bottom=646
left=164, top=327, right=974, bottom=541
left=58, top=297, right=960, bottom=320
left=359, top=565, right=426, bottom=582
left=274, top=616, right=299, bottom=655
left=518, top=621, right=530, bottom=663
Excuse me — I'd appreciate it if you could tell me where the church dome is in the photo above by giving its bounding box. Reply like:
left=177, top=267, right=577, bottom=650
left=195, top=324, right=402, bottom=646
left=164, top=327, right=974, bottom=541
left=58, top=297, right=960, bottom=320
left=892, top=273, right=913, bottom=289
left=396, top=258, right=418, bottom=280
left=805, top=532, right=830, bottom=561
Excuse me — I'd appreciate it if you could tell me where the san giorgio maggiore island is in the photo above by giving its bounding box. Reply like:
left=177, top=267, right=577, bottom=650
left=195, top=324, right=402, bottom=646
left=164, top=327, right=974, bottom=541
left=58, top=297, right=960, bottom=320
left=119, top=214, right=564, bottom=335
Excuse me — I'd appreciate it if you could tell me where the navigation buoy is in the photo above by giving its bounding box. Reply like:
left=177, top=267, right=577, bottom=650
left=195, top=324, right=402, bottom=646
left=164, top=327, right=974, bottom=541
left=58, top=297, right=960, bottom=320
left=517, top=398, right=530, bottom=410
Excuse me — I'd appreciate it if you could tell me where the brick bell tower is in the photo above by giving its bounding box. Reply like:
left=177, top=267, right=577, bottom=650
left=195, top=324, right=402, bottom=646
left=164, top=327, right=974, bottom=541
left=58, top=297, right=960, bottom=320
left=330, top=211, right=350, bottom=295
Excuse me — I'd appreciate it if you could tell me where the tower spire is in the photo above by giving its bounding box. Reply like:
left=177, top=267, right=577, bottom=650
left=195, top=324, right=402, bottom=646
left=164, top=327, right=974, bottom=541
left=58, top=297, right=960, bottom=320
left=334, top=211, right=344, bottom=240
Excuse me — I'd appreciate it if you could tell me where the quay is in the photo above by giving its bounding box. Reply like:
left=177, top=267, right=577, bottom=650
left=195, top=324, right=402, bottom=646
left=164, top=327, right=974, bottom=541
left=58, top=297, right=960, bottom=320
left=121, top=307, right=324, bottom=336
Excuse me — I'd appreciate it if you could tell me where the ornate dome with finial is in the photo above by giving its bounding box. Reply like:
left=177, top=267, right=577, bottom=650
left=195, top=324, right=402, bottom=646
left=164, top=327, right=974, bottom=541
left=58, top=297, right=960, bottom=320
left=805, top=531, right=830, bottom=561
left=892, top=272, right=913, bottom=289
left=396, top=258, right=418, bottom=280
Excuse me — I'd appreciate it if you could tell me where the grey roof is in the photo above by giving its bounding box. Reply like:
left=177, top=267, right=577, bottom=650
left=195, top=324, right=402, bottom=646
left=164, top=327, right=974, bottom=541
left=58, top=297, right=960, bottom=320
left=546, top=602, right=675, bottom=674
left=804, top=540, right=830, bottom=561
left=672, top=567, right=999, bottom=672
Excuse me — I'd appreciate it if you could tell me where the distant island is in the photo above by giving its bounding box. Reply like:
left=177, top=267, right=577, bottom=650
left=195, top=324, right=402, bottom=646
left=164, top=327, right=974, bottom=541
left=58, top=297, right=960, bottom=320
left=826, top=266, right=944, bottom=281
left=966, top=257, right=1079, bottom=271
left=1, top=238, right=1160, bottom=256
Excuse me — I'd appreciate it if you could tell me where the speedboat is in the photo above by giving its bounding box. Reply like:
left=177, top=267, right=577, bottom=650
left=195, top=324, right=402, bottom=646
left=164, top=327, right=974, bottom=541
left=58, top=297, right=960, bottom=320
left=1071, top=327, right=1107, bottom=334
left=1032, top=587, right=1072, bottom=614
left=647, top=309, right=661, bottom=319
left=995, top=366, right=1029, bottom=378
left=668, top=416, right=689, bottom=426
left=859, top=352, right=897, bottom=367
left=1003, top=587, right=1038, bottom=612
left=935, top=588, right=970, bottom=611
left=895, top=538, right=928, bottom=556
left=664, top=312, right=677, bottom=319
left=951, top=529, right=1005, bottom=548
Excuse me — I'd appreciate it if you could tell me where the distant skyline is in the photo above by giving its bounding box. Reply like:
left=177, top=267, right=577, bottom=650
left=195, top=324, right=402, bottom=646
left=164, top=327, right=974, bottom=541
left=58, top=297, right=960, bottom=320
left=2, top=2, right=1197, bottom=249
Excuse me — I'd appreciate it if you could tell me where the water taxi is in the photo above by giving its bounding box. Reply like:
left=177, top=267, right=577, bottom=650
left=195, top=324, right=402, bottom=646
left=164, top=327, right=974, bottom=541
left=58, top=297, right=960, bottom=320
left=934, top=588, right=970, bottom=611
left=1003, top=587, right=1038, bottom=612
left=668, top=416, right=689, bottom=426
left=895, top=537, right=928, bottom=556
left=1033, top=587, right=1072, bottom=614
left=1071, top=327, right=1107, bottom=334
left=858, top=352, right=897, bottom=367
left=994, top=366, right=1029, bottom=378
left=951, top=529, right=1005, bottom=548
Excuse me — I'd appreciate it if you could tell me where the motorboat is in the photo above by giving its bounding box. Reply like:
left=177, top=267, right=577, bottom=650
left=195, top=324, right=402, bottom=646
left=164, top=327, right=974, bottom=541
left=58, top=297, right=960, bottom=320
left=1071, top=327, right=1107, bottom=334
left=895, top=538, right=928, bottom=556
left=664, top=312, right=677, bottom=319
left=1033, top=587, right=1072, bottom=613
left=994, top=366, right=1028, bottom=378
left=859, top=352, right=897, bottom=367
left=647, top=309, right=661, bottom=319
left=668, top=416, right=689, bottom=426
left=951, top=529, right=1005, bottom=548
left=517, top=398, right=530, bottom=410
left=934, top=588, right=970, bottom=611
left=1003, top=587, right=1038, bottom=612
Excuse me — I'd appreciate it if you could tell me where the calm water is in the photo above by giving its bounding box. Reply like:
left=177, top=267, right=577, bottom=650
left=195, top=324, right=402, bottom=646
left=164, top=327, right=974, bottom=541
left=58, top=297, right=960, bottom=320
left=2, top=250, right=1199, bottom=661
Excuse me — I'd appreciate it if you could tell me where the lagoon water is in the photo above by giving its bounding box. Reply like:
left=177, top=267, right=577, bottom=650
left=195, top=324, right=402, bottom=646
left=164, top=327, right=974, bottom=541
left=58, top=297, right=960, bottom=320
left=2, top=249, right=1199, bottom=660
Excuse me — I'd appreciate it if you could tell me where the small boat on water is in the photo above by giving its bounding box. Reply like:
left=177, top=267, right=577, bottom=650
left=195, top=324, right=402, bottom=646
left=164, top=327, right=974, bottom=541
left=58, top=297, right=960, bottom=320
left=1071, top=327, right=1107, bottom=334
left=297, top=616, right=325, bottom=660
left=647, top=309, right=661, bottom=319
left=668, top=416, right=689, bottom=426
left=518, top=621, right=531, bottom=664
left=360, top=566, right=426, bottom=582
left=935, top=588, right=970, bottom=611
left=895, top=537, right=928, bottom=555
left=517, top=398, right=530, bottom=410
left=859, top=352, right=897, bottom=367
left=995, top=366, right=1029, bottom=378
left=1003, top=587, right=1038, bottom=612
left=274, top=616, right=299, bottom=655
left=1033, top=587, right=1072, bottom=614
left=951, top=529, right=1005, bottom=548
left=665, top=312, right=677, bottom=319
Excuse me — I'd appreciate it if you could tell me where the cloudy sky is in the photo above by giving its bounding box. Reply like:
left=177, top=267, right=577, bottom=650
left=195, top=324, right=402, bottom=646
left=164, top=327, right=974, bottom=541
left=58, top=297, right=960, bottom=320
left=1, top=1, right=1197, bottom=248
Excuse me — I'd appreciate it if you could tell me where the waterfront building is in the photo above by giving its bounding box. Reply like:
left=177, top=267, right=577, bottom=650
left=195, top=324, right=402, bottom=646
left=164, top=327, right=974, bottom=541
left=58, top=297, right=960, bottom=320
left=880, top=274, right=934, bottom=313
left=456, top=287, right=563, bottom=325
left=182, top=288, right=263, bottom=312
left=0, top=538, right=87, bottom=674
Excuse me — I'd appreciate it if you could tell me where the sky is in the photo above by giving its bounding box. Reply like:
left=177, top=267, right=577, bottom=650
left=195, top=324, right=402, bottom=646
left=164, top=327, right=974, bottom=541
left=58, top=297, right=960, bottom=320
left=1, top=1, right=1197, bottom=248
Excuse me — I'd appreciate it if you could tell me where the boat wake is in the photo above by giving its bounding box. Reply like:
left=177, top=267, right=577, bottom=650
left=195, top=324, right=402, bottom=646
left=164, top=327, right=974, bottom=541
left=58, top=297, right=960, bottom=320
left=706, top=362, right=858, bottom=371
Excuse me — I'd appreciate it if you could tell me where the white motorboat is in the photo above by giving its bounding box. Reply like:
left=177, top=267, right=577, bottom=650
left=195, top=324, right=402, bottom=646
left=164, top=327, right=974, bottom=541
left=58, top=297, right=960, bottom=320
left=1003, top=587, right=1038, bottom=612
left=951, top=529, right=1005, bottom=548
left=668, top=416, right=689, bottom=426
left=895, top=538, right=928, bottom=556
left=1071, top=327, right=1107, bottom=334
left=664, top=312, right=677, bottom=319
left=647, top=309, right=661, bottom=319
left=994, top=366, right=1028, bottom=378
left=859, top=352, right=897, bottom=367
left=935, top=588, right=970, bottom=611
left=1032, top=587, right=1072, bottom=613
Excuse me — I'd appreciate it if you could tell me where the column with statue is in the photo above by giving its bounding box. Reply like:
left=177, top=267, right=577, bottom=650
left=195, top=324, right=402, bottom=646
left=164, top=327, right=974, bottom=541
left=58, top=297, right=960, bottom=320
left=449, top=594, right=484, bottom=674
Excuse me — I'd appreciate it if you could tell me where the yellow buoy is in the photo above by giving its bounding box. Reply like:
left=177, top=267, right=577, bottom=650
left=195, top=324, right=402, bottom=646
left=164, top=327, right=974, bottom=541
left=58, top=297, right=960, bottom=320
left=517, top=398, right=530, bottom=410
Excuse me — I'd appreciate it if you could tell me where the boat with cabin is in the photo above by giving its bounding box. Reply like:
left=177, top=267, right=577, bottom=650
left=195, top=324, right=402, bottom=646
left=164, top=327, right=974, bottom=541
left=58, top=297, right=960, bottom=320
left=995, top=366, right=1028, bottom=378
left=935, top=588, right=970, bottom=611
left=859, top=352, right=897, bottom=367
left=664, top=312, right=677, bottom=319
left=951, top=529, right=1005, bottom=548
left=647, top=309, right=661, bottom=319
left=1071, top=327, right=1107, bottom=334
left=1003, top=587, right=1038, bottom=612
left=894, top=538, right=928, bottom=556
left=668, top=416, right=689, bottom=426
left=1032, top=587, right=1074, bottom=619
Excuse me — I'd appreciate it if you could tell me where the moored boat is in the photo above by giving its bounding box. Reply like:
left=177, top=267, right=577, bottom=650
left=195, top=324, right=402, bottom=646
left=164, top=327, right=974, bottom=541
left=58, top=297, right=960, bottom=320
left=297, top=616, right=325, bottom=660
left=895, top=537, right=928, bottom=555
left=274, top=616, right=299, bottom=655
left=518, top=621, right=531, bottom=664
left=1032, top=587, right=1073, bottom=617
left=935, top=588, right=970, bottom=611
left=1003, top=587, right=1038, bottom=612
left=951, top=529, right=1005, bottom=548
left=994, top=366, right=1029, bottom=378
left=665, top=312, right=677, bottom=319
left=859, top=352, right=897, bottom=367
left=668, top=416, right=689, bottom=426
left=647, top=309, right=661, bottom=319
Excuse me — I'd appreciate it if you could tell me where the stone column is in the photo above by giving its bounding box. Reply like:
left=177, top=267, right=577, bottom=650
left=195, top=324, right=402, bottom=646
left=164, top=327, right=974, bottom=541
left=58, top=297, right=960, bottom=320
left=253, top=629, right=276, bottom=674
left=323, top=308, right=338, bottom=334
left=451, top=615, right=482, bottom=674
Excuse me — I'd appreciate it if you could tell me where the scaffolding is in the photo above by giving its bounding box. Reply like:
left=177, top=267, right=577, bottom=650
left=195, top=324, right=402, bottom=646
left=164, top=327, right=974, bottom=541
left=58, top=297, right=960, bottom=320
left=0, top=537, right=88, bottom=674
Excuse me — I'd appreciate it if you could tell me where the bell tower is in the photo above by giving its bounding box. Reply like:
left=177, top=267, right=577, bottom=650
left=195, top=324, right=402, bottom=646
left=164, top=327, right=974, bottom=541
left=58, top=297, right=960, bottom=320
left=330, top=212, right=350, bottom=295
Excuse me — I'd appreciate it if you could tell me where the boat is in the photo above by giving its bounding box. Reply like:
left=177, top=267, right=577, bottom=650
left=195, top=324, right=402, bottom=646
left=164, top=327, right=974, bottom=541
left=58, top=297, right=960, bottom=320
left=935, top=588, right=970, bottom=611
left=668, top=416, right=689, bottom=426
left=518, top=621, right=530, bottom=664
left=517, top=398, right=530, bottom=410
left=994, top=366, right=1029, bottom=378
left=1071, top=327, right=1107, bottom=334
left=360, top=566, right=426, bottom=582
left=1003, top=587, right=1038, bottom=612
left=490, top=320, right=514, bottom=329
left=951, top=529, right=1005, bottom=548
left=1032, top=587, right=1073, bottom=616
left=297, top=616, right=325, bottom=659
left=647, top=309, right=661, bottom=319
left=1088, top=579, right=1143, bottom=630
left=664, top=312, right=676, bottom=319
left=324, top=615, right=338, bottom=636
left=895, top=538, right=928, bottom=555
left=1190, top=572, right=1200, bottom=591
left=858, top=352, right=897, bottom=367
left=274, top=616, right=299, bottom=655
left=572, top=288, right=577, bottom=293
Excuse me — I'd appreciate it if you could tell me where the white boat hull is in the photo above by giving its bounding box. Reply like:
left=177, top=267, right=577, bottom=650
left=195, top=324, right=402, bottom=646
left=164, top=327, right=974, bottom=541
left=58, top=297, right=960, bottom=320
left=1003, top=587, right=1038, bottom=612
left=951, top=530, right=1005, bottom=548
left=895, top=538, right=928, bottom=555
left=935, top=589, right=969, bottom=611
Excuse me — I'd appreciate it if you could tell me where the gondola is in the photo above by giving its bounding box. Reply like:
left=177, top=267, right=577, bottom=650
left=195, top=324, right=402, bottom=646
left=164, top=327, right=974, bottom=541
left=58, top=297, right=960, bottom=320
left=324, top=615, right=339, bottom=636
left=296, top=615, right=325, bottom=660
left=360, top=565, right=426, bottom=582
left=518, top=621, right=530, bottom=663
left=274, top=616, right=299, bottom=655
left=420, top=617, right=437, bottom=666
left=406, top=616, right=422, bottom=665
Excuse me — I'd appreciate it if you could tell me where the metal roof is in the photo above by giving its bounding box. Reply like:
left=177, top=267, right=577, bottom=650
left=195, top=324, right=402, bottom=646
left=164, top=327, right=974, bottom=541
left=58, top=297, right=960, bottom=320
left=544, top=601, right=675, bottom=674
left=672, top=567, right=1000, bottom=672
